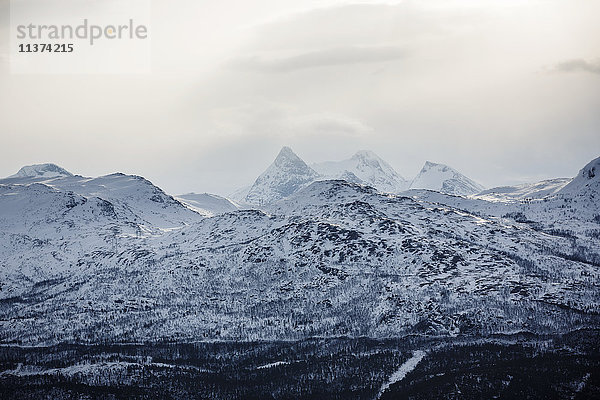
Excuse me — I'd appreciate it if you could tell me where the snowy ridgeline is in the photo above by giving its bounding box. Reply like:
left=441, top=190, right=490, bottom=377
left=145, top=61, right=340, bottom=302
left=231, top=147, right=487, bottom=205
left=0, top=155, right=598, bottom=345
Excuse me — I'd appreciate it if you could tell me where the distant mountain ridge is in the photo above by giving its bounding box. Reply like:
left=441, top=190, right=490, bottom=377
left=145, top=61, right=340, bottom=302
left=475, top=178, right=571, bottom=201
left=409, top=161, right=485, bottom=196
left=7, top=154, right=597, bottom=214
left=239, top=147, right=484, bottom=205
left=1, top=167, right=202, bottom=229
left=9, top=163, right=73, bottom=178
left=312, top=150, right=408, bottom=193
left=176, top=193, right=240, bottom=216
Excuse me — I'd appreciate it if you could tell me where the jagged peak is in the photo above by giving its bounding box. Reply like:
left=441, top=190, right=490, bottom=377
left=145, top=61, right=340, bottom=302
left=274, top=146, right=302, bottom=163
left=350, top=151, right=394, bottom=169
left=351, top=150, right=379, bottom=160
left=411, top=160, right=484, bottom=195
left=267, top=146, right=316, bottom=173
left=277, top=145, right=295, bottom=157
left=421, top=161, right=448, bottom=171
left=244, top=146, right=318, bottom=205
left=311, top=149, right=407, bottom=193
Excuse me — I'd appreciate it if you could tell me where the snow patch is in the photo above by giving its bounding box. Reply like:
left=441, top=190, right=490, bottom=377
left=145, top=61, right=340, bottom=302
left=376, top=350, right=426, bottom=399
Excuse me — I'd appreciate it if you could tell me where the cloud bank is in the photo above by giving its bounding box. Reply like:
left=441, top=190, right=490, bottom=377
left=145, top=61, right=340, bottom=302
left=553, top=58, right=600, bottom=75
left=230, top=46, right=407, bottom=73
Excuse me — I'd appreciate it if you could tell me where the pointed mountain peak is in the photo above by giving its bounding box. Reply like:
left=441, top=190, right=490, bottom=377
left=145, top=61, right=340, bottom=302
left=421, top=161, right=448, bottom=171
left=9, top=163, right=73, bottom=179
left=245, top=147, right=319, bottom=205
left=352, top=150, right=379, bottom=160
left=350, top=151, right=395, bottom=169
left=277, top=146, right=295, bottom=157
left=312, top=150, right=407, bottom=193
left=410, top=161, right=484, bottom=196
left=274, top=146, right=304, bottom=166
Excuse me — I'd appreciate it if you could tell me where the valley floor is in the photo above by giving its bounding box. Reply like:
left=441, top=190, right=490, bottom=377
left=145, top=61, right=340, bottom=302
left=0, top=330, right=598, bottom=399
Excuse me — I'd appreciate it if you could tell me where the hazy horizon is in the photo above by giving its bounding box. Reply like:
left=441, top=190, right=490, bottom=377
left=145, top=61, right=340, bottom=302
left=1, top=0, right=599, bottom=195
left=2, top=146, right=595, bottom=198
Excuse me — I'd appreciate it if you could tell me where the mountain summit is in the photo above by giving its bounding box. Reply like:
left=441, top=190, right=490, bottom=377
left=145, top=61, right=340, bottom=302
left=9, top=163, right=73, bottom=179
left=239, top=149, right=487, bottom=205
left=312, top=150, right=408, bottom=193
left=245, top=146, right=319, bottom=205
left=409, top=161, right=484, bottom=196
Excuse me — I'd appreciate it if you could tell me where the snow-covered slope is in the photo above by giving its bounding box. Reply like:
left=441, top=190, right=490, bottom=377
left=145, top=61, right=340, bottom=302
left=1, top=179, right=599, bottom=345
left=9, top=163, right=73, bottom=178
left=312, top=150, right=408, bottom=193
left=0, top=182, right=141, bottom=298
left=238, top=148, right=407, bottom=206
left=559, top=156, right=599, bottom=196
left=1, top=170, right=202, bottom=229
left=409, top=161, right=484, bottom=196
left=229, top=185, right=252, bottom=204
left=245, top=146, right=319, bottom=205
left=1, top=157, right=599, bottom=346
left=176, top=193, right=240, bottom=216
left=0, top=182, right=122, bottom=235
left=475, top=178, right=570, bottom=201
left=408, top=155, right=600, bottom=234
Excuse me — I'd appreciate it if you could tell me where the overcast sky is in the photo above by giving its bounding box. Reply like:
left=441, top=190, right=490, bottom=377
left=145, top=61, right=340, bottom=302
left=1, top=0, right=599, bottom=195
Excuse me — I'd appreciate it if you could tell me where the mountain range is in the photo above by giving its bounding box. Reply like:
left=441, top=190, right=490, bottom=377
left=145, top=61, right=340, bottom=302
left=0, top=153, right=599, bottom=345
left=312, top=150, right=409, bottom=193
left=230, top=147, right=486, bottom=206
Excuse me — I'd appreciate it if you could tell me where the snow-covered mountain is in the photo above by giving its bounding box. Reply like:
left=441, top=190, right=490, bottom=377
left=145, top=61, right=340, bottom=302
left=475, top=178, right=570, bottom=202
left=1, top=165, right=202, bottom=229
left=9, top=163, right=73, bottom=178
left=408, top=155, right=600, bottom=236
left=312, top=150, right=408, bottom=193
left=176, top=193, right=240, bottom=216
left=244, top=146, right=319, bottom=205
left=1, top=157, right=599, bottom=345
left=239, top=147, right=408, bottom=206
left=409, top=161, right=485, bottom=196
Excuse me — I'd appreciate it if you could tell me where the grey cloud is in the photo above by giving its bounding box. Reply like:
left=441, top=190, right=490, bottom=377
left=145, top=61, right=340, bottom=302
left=230, top=46, right=407, bottom=73
left=207, top=101, right=373, bottom=138
left=289, top=113, right=373, bottom=137
left=553, top=58, right=600, bottom=75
